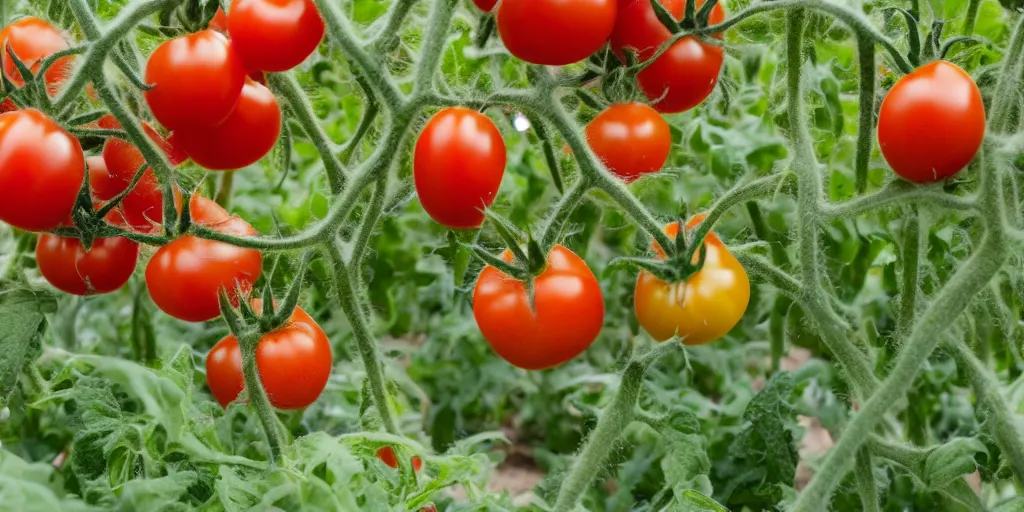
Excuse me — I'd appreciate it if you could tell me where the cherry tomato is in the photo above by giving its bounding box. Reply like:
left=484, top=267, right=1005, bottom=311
left=472, top=0, right=498, bottom=11
left=414, top=107, right=506, bottom=229
left=0, top=17, right=73, bottom=104
left=206, top=303, right=331, bottom=409
left=0, top=109, right=84, bottom=232
left=877, top=61, right=985, bottom=183
left=36, top=220, right=139, bottom=296
left=634, top=215, right=750, bottom=344
left=473, top=245, right=604, bottom=370
left=496, top=0, right=616, bottom=66
left=227, top=0, right=325, bottom=72
left=586, top=102, right=671, bottom=182
left=376, top=447, right=424, bottom=471
left=209, top=8, right=229, bottom=31
left=144, top=30, right=246, bottom=130
left=87, top=155, right=124, bottom=202
left=173, top=80, right=281, bottom=170
left=145, top=196, right=263, bottom=322
left=611, top=0, right=725, bottom=113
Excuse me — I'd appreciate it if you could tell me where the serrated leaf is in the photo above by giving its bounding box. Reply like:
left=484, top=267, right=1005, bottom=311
left=924, top=437, right=987, bottom=490
left=0, top=287, right=58, bottom=404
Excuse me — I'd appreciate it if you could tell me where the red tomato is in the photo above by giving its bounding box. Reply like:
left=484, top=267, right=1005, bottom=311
left=586, top=102, right=671, bottom=182
left=36, top=223, right=139, bottom=296
left=0, top=109, right=84, bottom=232
left=145, top=196, right=263, bottom=322
left=206, top=303, right=332, bottom=409
left=877, top=61, right=985, bottom=183
left=100, top=120, right=186, bottom=232
left=611, top=0, right=725, bottom=113
left=209, top=8, right=229, bottom=31
left=473, top=245, right=604, bottom=370
left=472, top=0, right=498, bottom=11
left=496, top=0, right=616, bottom=66
left=87, top=156, right=124, bottom=202
left=0, top=17, right=74, bottom=102
left=227, top=0, right=325, bottom=72
left=173, top=80, right=281, bottom=170
left=414, top=107, right=506, bottom=229
left=634, top=215, right=750, bottom=344
left=144, top=30, right=246, bottom=130
left=375, top=447, right=423, bottom=471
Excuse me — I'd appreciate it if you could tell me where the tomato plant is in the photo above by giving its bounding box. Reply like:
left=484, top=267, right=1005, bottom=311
left=227, top=0, right=325, bottom=72
left=496, top=0, right=616, bottom=65
left=877, top=60, right=986, bottom=184
left=376, top=446, right=424, bottom=471
left=586, top=102, right=671, bottom=182
left=473, top=245, right=604, bottom=370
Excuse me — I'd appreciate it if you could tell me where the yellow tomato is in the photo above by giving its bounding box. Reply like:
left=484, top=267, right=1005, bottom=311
left=634, top=216, right=750, bottom=344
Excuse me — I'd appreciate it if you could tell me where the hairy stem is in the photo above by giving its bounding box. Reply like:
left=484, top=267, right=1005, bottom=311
left=237, top=330, right=284, bottom=464
left=854, top=37, right=876, bottom=194
left=268, top=72, right=347, bottom=193
left=896, top=207, right=922, bottom=339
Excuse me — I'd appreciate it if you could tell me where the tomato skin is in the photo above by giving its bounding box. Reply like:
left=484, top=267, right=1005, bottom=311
left=206, top=304, right=331, bottom=409
left=472, top=0, right=498, bottom=11
left=227, top=0, right=325, bottom=72
left=586, top=102, right=671, bottom=182
left=375, top=447, right=424, bottom=471
left=209, top=8, right=229, bottom=31
left=173, top=80, right=281, bottom=170
left=88, top=156, right=124, bottom=202
left=0, top=17, right=73, bottom=103
left=145, top=196, right=263, bottom=322
left=0, top=109, right=84, bottom=232
left=36, top=231, right=139, bottom=296
left=473, top=245, right=605, bottom=370
left=144, top=30, right=246, bottom=130
left=414, top=108, right=506, bottom=229
left=877, top=61, right=985, bottom=184
left=611, top=0, right=725, bottom=113
left=634, top=217, right=750, bottom=344
left=496, top=0, right=616, bottom=66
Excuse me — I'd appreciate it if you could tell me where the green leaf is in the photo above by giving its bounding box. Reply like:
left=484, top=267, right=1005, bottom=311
left=924, top=437, right=987, bottom=489
left=0, top=287, right=57, bottom=404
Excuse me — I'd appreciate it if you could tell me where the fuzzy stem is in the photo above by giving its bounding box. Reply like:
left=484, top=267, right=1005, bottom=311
left=964, top=0, right=981, bottom=36
left=268, top=73, right=347, bottom=193
left=540, top=179, right=591, bottom=250
left=237, top=330, right=284, bottom=464
left=413, top=0, right=456, bottom=94
left=854, top=37, right=876, bottom=194
left=896, top=207, right=922, bottom=339
left=854, top=449, right=881, bottom=512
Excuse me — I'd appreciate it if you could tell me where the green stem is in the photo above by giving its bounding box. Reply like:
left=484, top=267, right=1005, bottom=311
left=325, top=241, right=400, bottom=435
left=268, top=73, right=347, bottom=193
left=552, top=343, right=678, bottom=512
left=540, top=179, right=591, bottom=250
left=215, top=171, right=235, bottom=209
left=413, top=0, right=455, bottom=94
left=769, top=297, right=791, bottom=374
left=964, top=0, right=981, bottom=36
left=821, top=180, right=976, bottom=218
left=896, top=207, right=921, bottom=340
left=854, top=37, right=876, bottom=194
left=238, top=330, right=284, bottom=464
left=854, top=449, right=880, bottom=512
left=373, top=0, right=419, bottom=53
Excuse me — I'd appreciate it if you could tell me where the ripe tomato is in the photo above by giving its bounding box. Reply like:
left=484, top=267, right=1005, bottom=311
left=206, top=303, right=331, bottom=409
left=414, top=107, right=506, bottom=229
left=173, top=80, right=281, bottom=170
left=36, top=216, right=139, bottom=296
left=209, top=8, right=229, bottom=31
left=634, top=215, right=750, bottom=344
left=0, top=17, right=73, bottom=103
left=496, top=0, right=616, bottom=66
left=0, top=109, right=84, bottom=232
left=472, top=0, right=498, bottom=11
left=877, top=61, right=985, bottom=183
left=144, top=30, right=246, bottom=130
left=586, top=102, right=671, bottom=182
left=376, top=447, right=424, bottom=471
left=145, top=196, right=263, bottom=322
left=227, top=0, right=325, bottom=72
left=87, top=156, right=124, bottom=202
left=611, top=0, right=725, bottom=113
left=473, top=245, right=604, bottom=370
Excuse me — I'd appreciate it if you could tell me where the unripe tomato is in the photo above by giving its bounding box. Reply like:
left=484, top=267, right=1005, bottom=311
left=0, top=109, right=84, bottom=232
left=586, top=102, right=671, bottom=182
left=144, top=30, right=246, bottom=130
left=173, top=80, right=282, bottom=170
left=414, top=107, right=506, bottom=229
left=611, top=0, right=725, bottom=113
left=877, top=61, right=985, bottom=183
left=473, top=245, right=604, bottom=370
left=206, top=303, right=332, bottom=409
left=634, top=215, right=750, bottom=344
left=496, top=0, right=616, bottom=66
left=0, top=17, right=74, bottom=106
left=376, top=446, right=424, bottom=471
left=145, top=196, right=263, bottom=322
left=36, top=225, right=139, bottom=296
left=227, top=0, right=325, bottom=72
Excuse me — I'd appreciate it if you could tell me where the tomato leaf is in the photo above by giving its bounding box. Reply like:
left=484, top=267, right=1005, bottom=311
left=0, top=286, right=57, bottom=405
left=924, top=437, right=987, bottom=490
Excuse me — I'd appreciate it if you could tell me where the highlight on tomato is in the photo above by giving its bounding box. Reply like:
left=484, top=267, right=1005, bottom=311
left=227, top=0, right=325, bottom=72
left=173, top=79, right=282, bottom=170
left=376, top=446, right=424, bottom=471
left=877, top=60, right=986, bottom=184
left=634, top=215, right=750, bottom=344
left=611, top=0, right=726, bottom=113
left=496, top=0, right=616, bottom=66
left=144, top=30, right=247, bottom=130
left=586, top=102, right=671, bottom=182
left=0, top=108, right=84, bottom=232
left=473, top=245, right=605, bottom=370
left=414, top=107, right=506, bottom=229
left=36, top=214, right=140, bottom=297
left=0, top=17, right=74, bottom=108
left=206, top=303, right=332, bottom=409
left=145, top=196, right=263, bottom=323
